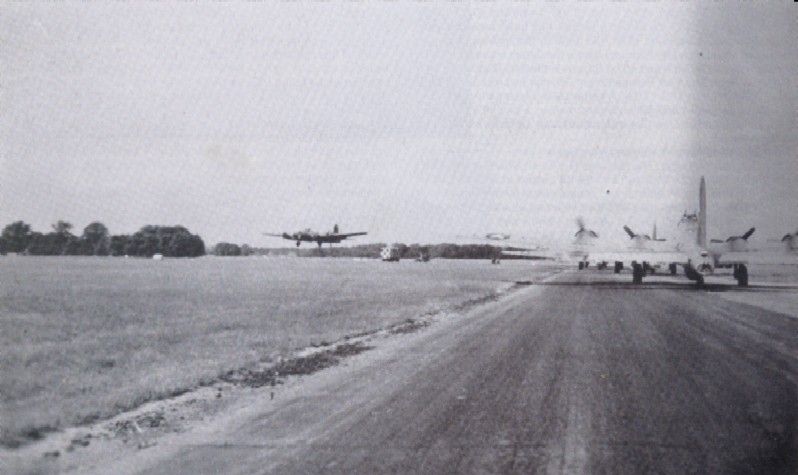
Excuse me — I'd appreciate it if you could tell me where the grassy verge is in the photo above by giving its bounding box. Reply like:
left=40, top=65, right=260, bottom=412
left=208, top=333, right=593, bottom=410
left=1, top=256, right=554, bottom=447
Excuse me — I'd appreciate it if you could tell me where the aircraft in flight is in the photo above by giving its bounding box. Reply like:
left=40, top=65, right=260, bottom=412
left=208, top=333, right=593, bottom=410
left=264, top=224, right=367, bottom=249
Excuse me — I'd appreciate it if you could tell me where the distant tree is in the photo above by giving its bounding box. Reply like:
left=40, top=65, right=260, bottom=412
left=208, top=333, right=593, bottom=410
left=123, top=225, right=205, bottom=257
left=26, top=232, right=59, bottom=255
left=240, top=244, right=252, bottom=256
left=82, top=222, right=110, bottom=255
left=213, top=242, right=242, bottom=256
left=46, top=220, right=75, bottom=255
left=2, top=221, right=33, bottom=253
left=109, top=235, right=128, bottom=256
left=394, top=243, right=409, bottom=258
left=62, top=236, right=83, bottom=255
left=52, top=220, right=73, bottom=235
left=167, top=231, right=204, bottom=257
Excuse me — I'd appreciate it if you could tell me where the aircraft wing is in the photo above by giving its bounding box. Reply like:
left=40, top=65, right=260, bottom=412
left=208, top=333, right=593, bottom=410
left=714, top=249, right=798, bottom=266
left=263, top=232, right=286, bottom=238
left=335, top=232, right=368, bottom=238
left=504, top=242, right=694, bottom=267
left=587, top=250, right=691, bottom=266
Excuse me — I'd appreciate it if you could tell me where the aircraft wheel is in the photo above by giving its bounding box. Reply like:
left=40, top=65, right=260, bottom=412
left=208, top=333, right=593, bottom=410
left=737, top=264, right=749, bottom=287
left=614, top=261, right=623, bottom=274
left=669, top=263, right=677, bottom=275
left=632, top=263, right=644, bottom=284
left=578, top=261, right=584, bottom=270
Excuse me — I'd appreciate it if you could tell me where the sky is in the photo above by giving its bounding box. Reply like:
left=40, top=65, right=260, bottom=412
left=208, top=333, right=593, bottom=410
left=1, top=3, right=795, bottom=247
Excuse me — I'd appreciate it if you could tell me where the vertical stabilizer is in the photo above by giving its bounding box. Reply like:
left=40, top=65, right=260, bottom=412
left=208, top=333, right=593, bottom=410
left=698, top=177, right=707, bottom=247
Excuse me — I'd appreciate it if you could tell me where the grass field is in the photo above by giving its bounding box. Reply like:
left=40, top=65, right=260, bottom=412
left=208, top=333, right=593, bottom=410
left=0, top=256, right=554, bottom=447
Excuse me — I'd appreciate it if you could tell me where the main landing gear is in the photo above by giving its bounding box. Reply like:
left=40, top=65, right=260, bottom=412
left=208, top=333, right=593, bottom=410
left=684, top=265, right=705, bottom=287
left=733, top=264, right=749, bottom=287
left=631, top=261, right=653, bottom=284
left=642, top=262, right=654, bottom=275
left=614, top=261, right=623, bottom=274
left=632, top=261, right=644, bottom=284
left=316, top=240, right=327, bottom=257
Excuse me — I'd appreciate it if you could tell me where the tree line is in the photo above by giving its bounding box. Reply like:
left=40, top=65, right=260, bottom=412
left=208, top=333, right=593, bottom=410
left=0, top=221, right=205, bottom=257
left=210, top=242, right=539, bottom=260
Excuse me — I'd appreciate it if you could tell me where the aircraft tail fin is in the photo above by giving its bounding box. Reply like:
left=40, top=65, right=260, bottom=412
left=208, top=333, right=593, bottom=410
left=333, top=224, right=339, bottom=234
left=742, top=227, right=755, bottom=240
left=623, top=226, right=636, bottom=239
left=698, top=177, right=707, bottom=248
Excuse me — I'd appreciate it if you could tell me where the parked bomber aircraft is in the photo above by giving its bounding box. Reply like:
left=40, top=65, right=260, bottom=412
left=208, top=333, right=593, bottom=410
left=264, top=224, right=367, bottom=249
left=504, top=177, right=798, bottom=287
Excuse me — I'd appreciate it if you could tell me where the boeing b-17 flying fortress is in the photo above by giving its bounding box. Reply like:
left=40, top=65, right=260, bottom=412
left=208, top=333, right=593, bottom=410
left=263, top=224, right=367, bottom=249
left=500, top=176, right=797, bottom=287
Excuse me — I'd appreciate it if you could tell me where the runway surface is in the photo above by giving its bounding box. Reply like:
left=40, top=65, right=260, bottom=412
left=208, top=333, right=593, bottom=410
left=140, top=271, right=798, bottom=474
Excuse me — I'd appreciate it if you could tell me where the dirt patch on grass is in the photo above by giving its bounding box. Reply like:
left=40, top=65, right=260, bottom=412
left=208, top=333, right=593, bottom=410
left=389, top=318, right=432, bottom=335
left=221, top=342, right=372, bottom=389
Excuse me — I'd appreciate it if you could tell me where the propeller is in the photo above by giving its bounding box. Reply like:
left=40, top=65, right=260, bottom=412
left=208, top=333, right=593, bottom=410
left=724, top=227, right=756, bottom=242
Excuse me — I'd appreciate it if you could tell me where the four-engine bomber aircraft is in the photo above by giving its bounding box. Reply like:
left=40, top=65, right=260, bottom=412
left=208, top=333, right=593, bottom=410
left=264, top=224, right=367, bottom=249
left=504, top=177, right=797, bottom=287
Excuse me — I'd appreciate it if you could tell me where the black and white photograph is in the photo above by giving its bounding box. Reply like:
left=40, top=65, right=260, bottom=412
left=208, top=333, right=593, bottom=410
left=2, top=2, right=797, bottom=473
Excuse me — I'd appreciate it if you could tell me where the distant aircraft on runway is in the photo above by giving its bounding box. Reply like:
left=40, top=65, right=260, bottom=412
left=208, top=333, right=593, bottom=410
left=264, top=225, right=367, bottom=249
left=456, top=232, right=550, bottom=264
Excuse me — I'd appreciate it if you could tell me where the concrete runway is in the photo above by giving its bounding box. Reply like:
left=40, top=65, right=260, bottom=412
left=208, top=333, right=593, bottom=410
left=141, top=271, right=798, bottom=474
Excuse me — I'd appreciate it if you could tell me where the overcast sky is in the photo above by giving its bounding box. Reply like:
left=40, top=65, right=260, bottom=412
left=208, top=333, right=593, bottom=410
left=1, top=3, right=795, bottom=246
